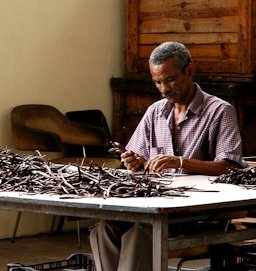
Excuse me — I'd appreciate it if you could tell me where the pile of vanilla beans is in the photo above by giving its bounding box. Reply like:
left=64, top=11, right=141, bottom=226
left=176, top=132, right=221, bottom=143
left=212, top=167, right=256, bottom=189
left=0, top=148, right=191, bottom=198
left=0, top=148, right=254, bottom=198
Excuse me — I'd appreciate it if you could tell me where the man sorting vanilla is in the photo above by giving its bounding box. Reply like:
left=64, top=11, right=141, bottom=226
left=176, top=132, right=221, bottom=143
left=90, top=41, right=244, bottom=271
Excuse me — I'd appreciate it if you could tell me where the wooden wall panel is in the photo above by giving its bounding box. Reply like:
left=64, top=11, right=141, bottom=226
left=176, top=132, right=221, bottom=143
left=139, top=44, right=238, bottom=59
left=140, top=33, right=238, bottom=45
left=140, top=0, right=238, bottom=11
left=140, top=16, right=238, bottom=34
left=125, top=0, right=256, bottom=78
left=125, top=0, right=139, bottom=73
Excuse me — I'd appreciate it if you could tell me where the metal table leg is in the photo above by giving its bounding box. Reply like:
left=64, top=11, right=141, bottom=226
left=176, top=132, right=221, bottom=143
left=152, top=214, right=169, bottom=270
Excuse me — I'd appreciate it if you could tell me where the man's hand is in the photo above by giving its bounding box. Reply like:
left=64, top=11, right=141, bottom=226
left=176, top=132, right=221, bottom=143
left=146, top=155, right=181, bottom=172
left=120, top=150, right=144, bottom=171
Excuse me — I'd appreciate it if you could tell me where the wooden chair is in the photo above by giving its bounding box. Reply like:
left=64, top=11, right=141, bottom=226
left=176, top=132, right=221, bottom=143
left=10, top=104, right=122, bottom=245
left=11, top=104, right=121, bottom=168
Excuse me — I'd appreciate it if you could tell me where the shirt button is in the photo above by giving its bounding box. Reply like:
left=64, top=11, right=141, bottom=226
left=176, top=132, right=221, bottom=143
left=175, top=148, right=179, bottom=152
left=177, top=126, right=181, bottom=130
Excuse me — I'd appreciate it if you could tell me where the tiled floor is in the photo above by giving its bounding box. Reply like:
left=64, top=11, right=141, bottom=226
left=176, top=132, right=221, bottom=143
left=0, top=230, right=210, bottom=271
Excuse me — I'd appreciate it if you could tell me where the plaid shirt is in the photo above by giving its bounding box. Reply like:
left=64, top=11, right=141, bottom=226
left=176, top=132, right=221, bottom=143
left=126, top=83, right=243, bottom=166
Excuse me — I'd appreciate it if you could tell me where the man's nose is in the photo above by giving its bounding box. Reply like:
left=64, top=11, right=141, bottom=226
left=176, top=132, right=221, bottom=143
left=159, top=81, right=171, bottom=93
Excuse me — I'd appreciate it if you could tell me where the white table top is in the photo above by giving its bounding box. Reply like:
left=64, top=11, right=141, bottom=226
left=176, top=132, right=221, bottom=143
left=0, top=175, right=255, bottom=215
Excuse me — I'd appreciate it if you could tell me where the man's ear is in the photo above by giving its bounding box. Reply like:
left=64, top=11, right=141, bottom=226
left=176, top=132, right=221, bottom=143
left=185, top=63, right=195, bottom=77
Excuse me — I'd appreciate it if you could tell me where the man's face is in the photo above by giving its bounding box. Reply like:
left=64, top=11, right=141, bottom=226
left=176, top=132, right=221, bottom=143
left=149, top=57, right=194, bottom=104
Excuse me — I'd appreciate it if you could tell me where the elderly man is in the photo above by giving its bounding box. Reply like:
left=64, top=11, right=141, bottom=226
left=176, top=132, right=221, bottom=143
left=90, top=41, right=243, bottom=271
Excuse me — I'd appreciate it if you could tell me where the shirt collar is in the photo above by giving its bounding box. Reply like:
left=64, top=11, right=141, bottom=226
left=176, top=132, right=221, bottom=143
left=160, top=99, right=173, bottom=119
left=187, top=83, right=204, bottom=116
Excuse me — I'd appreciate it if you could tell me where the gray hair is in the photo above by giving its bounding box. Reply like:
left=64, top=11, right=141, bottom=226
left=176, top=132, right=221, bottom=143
left=149, top=42, right=192, bottom=71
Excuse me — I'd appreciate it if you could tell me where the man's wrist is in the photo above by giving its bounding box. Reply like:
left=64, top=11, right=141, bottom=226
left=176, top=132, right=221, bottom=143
left=178, top=156, right=183, bottom=169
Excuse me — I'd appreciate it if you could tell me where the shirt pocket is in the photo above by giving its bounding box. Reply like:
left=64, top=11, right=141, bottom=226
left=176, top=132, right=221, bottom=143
left=150, top=147, right=164, bottom=159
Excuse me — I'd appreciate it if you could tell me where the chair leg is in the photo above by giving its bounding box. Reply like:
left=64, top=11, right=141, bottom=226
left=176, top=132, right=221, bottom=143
left=11, top=211, right=22, bottom=243
left=177, top=258, right=186, bottom=271
left=77, top=219, right=81, bottom=248
left=50, top=215, right=57, bottom=233
left=50, top=215, right=66, bottom=234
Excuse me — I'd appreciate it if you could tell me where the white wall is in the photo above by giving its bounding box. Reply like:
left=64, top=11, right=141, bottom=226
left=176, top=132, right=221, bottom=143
left=0, top=0, right=125, bottom=238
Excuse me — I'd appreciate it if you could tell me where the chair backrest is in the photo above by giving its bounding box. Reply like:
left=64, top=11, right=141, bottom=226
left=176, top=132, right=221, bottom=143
left=66, top=109, right=112, bottom=141
left=66, top=109, right=113, bottom=157
left=11, top=104, right=111, bottom=151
